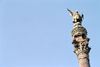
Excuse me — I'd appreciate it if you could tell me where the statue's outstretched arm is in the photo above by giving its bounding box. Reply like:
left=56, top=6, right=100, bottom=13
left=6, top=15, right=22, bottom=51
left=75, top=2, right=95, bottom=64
left=67, top=8, right=74, bottom=16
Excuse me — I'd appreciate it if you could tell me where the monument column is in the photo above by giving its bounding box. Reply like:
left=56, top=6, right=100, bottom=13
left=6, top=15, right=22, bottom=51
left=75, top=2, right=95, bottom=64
left=67, top=8, right=91, bottom=67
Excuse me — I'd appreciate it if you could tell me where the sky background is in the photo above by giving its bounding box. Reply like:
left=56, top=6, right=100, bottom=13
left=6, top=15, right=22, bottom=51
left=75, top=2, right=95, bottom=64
left=0, top=0, right=100, bottom=67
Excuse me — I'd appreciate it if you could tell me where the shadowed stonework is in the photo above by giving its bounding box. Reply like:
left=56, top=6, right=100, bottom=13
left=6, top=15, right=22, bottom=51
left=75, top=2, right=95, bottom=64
left=67, top=8, right=91, bottom=67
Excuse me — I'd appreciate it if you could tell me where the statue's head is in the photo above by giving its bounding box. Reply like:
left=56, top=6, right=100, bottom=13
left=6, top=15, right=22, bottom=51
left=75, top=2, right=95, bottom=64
left=75, top=10, right=78, bottom=13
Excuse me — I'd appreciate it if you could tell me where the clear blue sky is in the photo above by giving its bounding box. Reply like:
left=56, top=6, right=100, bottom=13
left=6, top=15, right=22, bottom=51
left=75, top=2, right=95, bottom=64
left=0, top=0, right=100, bottom=67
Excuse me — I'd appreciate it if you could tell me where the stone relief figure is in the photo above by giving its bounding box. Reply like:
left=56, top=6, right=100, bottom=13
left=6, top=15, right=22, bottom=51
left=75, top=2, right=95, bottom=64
left=67, top=8, right=84, bottom=23
left=72, top=38, right=91, bottom=55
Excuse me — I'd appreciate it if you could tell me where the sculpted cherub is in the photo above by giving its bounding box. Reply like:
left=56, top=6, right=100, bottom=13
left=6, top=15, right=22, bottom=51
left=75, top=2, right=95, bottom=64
left=67, top=8, right=84, bottom=23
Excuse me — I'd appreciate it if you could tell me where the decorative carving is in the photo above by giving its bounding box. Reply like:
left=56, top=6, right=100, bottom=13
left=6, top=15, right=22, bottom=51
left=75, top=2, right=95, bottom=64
left=71, top=25, right=87, bottom=39
left=72, top=38, right=91, bottom=60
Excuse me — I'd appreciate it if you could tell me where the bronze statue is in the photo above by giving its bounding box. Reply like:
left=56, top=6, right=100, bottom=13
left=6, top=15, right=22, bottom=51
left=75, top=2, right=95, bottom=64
left=67, top=8, right=84, bottom=23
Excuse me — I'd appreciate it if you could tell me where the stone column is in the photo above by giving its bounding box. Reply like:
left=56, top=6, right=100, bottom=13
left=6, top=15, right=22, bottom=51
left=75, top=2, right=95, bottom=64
left=79, top=58, right=90, bottom=67
left=71, top=23, right=91, bottom=67
left=67, top=9, right=91, bottom=67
